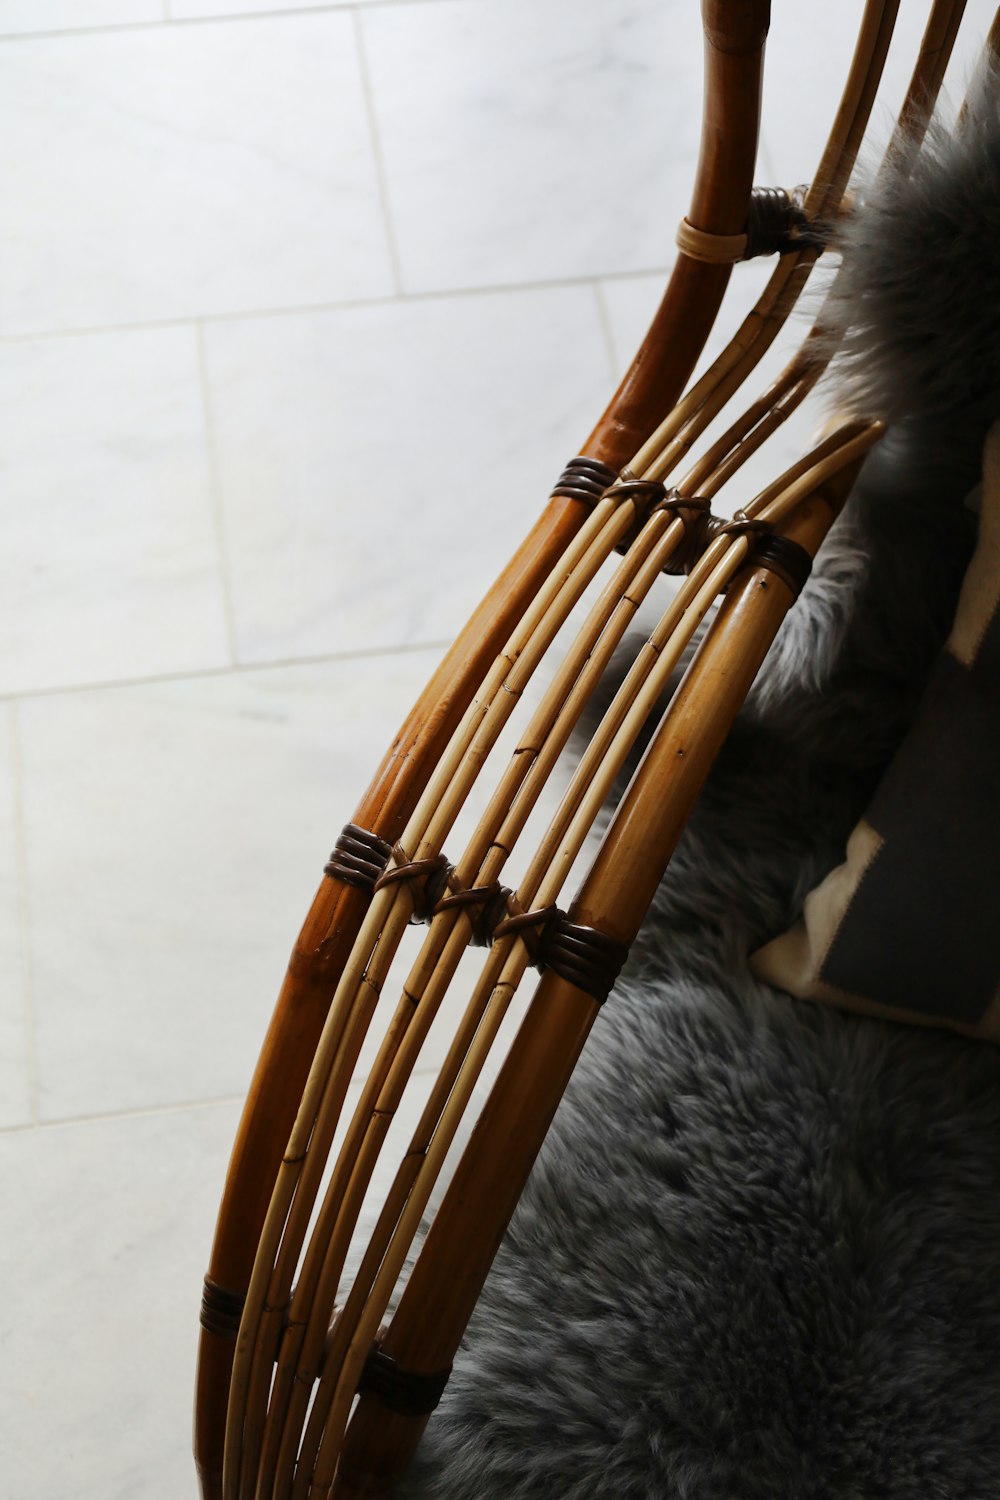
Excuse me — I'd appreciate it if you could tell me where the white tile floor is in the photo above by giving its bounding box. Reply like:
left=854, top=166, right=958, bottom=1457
left=1, top=2, right=992, bottom=1496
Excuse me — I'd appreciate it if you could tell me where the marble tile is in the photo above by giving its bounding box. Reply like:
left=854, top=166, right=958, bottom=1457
left=0, top=1066, right=495, bottom=1497
left=0, top=704, right=32, bottom=1128
left=204, top=284, right=615, bottom=664
left=18, top=650, right=465, bottom=1120
left=0, top=1101, right=241, bottom=1500
left=0, top=326, right=229, bottom=695
left=0, top=0, right=160, bottom=32
left=169, top=0, right=374, bottom=15
left=361, top=0, right=702, bottom=293
left=0, top=13, right=392, bottom=334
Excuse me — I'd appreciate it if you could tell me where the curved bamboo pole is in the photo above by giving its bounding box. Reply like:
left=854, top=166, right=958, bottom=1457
left=327, top=468, right=863, bottom=1500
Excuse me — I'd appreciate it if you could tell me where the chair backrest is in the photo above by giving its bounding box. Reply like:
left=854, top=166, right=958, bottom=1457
left=193, top=4, right=996, bottom=1498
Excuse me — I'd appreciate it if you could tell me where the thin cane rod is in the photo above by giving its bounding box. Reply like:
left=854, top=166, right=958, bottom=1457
left=255, top=510, right=697, bottom=1497
left=634, top=0, right=954, bottom=521
left=231, top=475, right=688, bottom=1497
left=225, top=487, right=645, bottom=1497
left=257, top=516, right=699, bottom=1484
left=277, top=417, right=881, bottom=1494
left=973, top=3, right=1000, bottom=87
left=259, top=513, right=706, bottom=1490
left=306, top=438, right=878, bottom=1499
left=896, top=0, right=969, bottom=145
left=330, top=474, right=861, bottom=1500
left=521, top=429, right=883, bottom=908
left=274, top=435, right=827, bottom=1488
left=293, top=422, right=880, bottom=1497
left=283, top=459, right=821, bottom=1500
left=295, top=538, right=755, bottom=1500
left=687, top=363, right=821, bottom=502
left=271, top=498, right=767, bottom=1470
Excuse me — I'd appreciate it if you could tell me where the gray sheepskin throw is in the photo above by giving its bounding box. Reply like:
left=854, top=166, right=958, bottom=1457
left=398, top=71, right=1000, bottom=1500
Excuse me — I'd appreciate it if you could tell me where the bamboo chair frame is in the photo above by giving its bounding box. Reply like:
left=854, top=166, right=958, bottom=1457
left=193, top=2, right=991, bottom=1496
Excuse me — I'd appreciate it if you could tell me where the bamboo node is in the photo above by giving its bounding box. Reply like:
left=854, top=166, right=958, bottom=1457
left=357, top=1346, right=453, bottom=1417
left=323, top=823, right=394, bottom=892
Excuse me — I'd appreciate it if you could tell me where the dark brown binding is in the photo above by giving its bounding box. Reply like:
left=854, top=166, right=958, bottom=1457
left=324, top=825, right=394, bottom=891
left=351, top=851, right=629, bottom=999
left=564, top=477, right=812, bottom=597
left=373, top=851, right=453, bottom=924
left=550, top=456, right=618, bottom=504
left=753, top=534, right=813, bottom=598
left=357, top=1348, right=453, bottom=1418
left=557, top=470, right=715, bottom=568
left=434, top=881, right=514, bottom=949
left=743, top=185, right=824, bottom=259
left=539, top=916, right=628, bottom=1005
left=200, top=1278, right=246, bottom=1340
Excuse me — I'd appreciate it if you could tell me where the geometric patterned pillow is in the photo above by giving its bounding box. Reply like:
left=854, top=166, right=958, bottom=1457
left=750, top=420, right=1000, bottom=1042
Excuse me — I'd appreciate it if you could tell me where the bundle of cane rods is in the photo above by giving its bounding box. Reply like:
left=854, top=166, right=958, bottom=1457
left=193, top=1, right=988, bottom=1496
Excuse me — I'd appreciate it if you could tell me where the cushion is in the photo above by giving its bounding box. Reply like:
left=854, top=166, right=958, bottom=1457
left=750, top=419, right=1000, bottom=1041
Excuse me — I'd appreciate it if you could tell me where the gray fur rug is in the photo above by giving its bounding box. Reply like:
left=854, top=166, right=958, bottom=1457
left=397, top=74, right=1000, bottom=1500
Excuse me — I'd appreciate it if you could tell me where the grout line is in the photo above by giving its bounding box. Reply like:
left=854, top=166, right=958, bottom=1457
left=0, top=0, right=466, bottom=44
left=591, top=279, right=621, bottom=383
left=0, top=1061, right=446, bottom=1136
left=0, top=1092, right=246, bottom=1136
left=0, top=636, right=452, bottom=706
left=195, top=321, right=240, bottom=667
left=0, top=267, right=673, bottom=346
left=351, top=7, right=405, bottom=297
left=8, top=702, right=41, bottom=1127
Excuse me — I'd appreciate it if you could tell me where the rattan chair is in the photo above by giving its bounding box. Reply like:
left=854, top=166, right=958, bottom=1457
left=193, top=3, right=996, bottom=1496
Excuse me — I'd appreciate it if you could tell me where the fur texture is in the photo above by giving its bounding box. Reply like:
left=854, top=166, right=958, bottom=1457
left=395, top=73, right=1000, bottom=1500
left=823, top=57, right=1000, bottom=441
